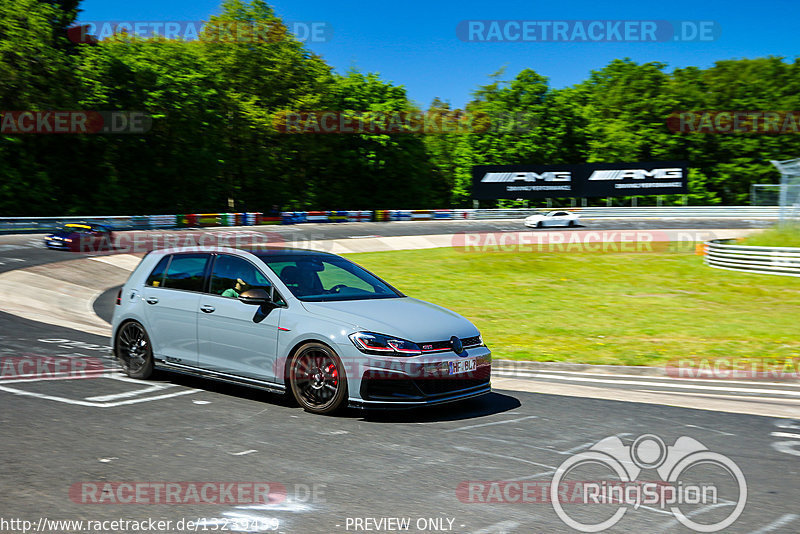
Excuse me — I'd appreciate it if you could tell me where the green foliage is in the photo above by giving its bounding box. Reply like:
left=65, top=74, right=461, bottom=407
left=0, top=1, right=798, bottom=215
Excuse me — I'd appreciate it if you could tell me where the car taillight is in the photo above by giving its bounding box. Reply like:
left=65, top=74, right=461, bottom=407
left=115, top=289, right=122, bottom=305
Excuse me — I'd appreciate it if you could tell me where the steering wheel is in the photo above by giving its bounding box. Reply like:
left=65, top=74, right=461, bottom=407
left=329, top=284, right=348, bottom=293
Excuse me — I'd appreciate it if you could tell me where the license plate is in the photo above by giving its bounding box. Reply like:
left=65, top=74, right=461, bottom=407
left=449, top=358, right=477, bottom=375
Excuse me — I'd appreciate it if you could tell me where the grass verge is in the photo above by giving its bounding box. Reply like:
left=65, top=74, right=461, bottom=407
left=739, top=225, right=800, bottom=248
left=347, top=247, right=800, bottom=366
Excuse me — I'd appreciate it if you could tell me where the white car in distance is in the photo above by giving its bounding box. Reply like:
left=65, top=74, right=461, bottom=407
left=524, top=210, right=581, bottom=228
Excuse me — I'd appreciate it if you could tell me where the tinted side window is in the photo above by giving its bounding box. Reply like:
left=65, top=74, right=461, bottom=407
left=209, top=255, right=272, bottom=298
left=145, top=256, right=170, bottom=287
left=162, top=254, right=209, bottom=292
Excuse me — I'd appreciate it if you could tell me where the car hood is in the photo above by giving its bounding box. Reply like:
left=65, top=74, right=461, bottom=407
left=300, top=297, right=479, bottom=342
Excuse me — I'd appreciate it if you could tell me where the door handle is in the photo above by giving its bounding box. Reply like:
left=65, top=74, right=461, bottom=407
left=145, top=297, right=159, bottom=305
left=200, top=305, right=215, bottom=313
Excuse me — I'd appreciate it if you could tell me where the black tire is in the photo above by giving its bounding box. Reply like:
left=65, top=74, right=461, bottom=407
left=115, top=321, right=154, bottom=379
left=289, top=342, right=348, bottom=415
left=568, top=220, right=575, bottom=227
left=537, top=221, right=543, bottom=228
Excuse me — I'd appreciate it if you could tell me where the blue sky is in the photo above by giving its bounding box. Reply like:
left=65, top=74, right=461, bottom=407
left=77, top=0, right=799, bottom=109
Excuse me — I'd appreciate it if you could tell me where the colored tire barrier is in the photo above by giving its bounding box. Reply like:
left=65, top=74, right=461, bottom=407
left=347, top=210, right=372, bottom=222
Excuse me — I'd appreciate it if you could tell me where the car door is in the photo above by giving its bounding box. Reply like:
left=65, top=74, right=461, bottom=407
left=140, top=253, right=210, bottom=367
left=551, top=211, right=568, bottom=227
left=197, top=254, right=282, bottom=383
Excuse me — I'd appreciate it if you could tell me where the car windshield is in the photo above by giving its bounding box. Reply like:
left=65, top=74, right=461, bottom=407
left=256, top=253, right=403, bottom=302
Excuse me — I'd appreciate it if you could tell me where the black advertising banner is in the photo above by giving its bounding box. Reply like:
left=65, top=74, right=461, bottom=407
left=578, top=161, right=688, bottom=197
left=472, top=163, right=578, bottom=199
left=472, top=161, right=688, bottom=199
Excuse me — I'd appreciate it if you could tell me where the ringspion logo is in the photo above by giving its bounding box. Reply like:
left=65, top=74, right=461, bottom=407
left=550, top=434, right=746, bottom=532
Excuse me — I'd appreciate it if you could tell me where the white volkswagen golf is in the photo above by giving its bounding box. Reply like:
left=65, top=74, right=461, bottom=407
left=111, top=247, right=491, bottom=414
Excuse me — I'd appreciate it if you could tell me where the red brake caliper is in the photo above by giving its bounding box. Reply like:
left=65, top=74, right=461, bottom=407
left=326, top=364, right=338, bottom=386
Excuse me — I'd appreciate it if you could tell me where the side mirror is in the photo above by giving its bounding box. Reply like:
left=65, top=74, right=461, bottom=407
left=238, top=288, right=276, bottom=307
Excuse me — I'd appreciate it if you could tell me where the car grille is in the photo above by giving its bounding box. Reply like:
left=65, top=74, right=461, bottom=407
left=420, top=335, right=483, bottom=353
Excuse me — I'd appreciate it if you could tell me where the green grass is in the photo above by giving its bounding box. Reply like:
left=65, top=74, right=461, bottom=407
left=346, top=247, right=800, bottom=366
left=740, top=225, right=800, bottom=248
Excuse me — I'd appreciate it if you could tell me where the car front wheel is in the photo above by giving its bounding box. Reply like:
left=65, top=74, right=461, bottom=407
left=289, top=343, right=348, bottom=415
left=116, top=321, right=154, bottom=379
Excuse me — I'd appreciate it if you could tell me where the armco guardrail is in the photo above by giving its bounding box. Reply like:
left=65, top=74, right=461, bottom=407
left=0, top=213, right=276, bottom=234
left=0, top=206, right=782, bottom=234
left=705, top=239, right=800, bottom=277
left=469, top=206, right=781, bottom=219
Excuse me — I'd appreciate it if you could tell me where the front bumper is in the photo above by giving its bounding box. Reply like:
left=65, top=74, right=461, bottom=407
left=337, top=343, right=492, bottom=408
left=44, top=238, right=72, bottom=250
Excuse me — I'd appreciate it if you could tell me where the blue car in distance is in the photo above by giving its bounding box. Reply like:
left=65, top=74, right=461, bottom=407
left=43, top=223, right=114, bottom=251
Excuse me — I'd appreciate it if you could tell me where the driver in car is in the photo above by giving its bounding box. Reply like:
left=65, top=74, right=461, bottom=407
left=221, top=278, right=248, bottom=298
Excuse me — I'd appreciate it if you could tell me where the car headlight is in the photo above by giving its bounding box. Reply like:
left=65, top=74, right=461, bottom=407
left=349, top=332, right=422, bottom=356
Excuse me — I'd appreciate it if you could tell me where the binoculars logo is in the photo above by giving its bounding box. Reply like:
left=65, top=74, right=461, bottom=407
left=551, top=434, right=747, bottom=532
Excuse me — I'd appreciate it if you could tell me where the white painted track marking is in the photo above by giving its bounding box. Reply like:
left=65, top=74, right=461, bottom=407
left=228, top=449, right=258, bottom=456
left=85, top=383, right=173, bottom=401
left=0, top=371, right=200, bottom=407
left=470, top=520, right=522, bottom=534
left=501, top=368, right=800, bottom=388
left=770, top=431, right=800, bottom=439
left=453, top=445, right=558, bottom=470
left=495, top=371, right=800, bottom=396
left=749, top=514, right=800, bottom=534
left=446, top=415, right=538, bottom=432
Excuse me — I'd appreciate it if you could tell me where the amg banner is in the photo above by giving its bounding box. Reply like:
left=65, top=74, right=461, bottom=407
left=472, top=161, right=688, bottom=199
